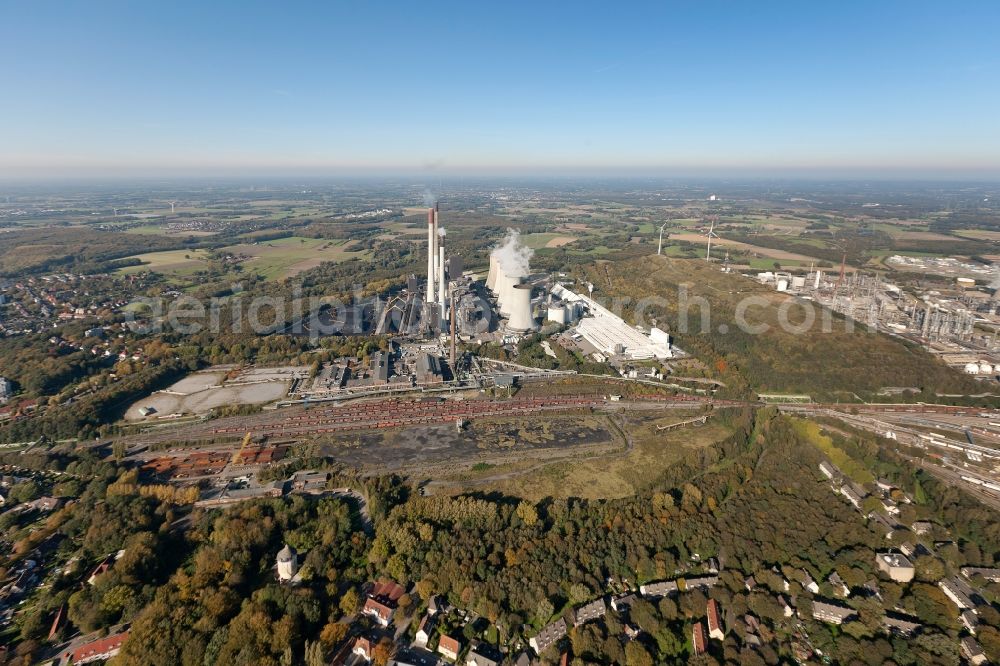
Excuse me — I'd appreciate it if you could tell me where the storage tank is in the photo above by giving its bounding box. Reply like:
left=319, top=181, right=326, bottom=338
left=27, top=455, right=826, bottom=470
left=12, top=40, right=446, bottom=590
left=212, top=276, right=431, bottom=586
left=776, top=279, right=789, bottom=292
left=548, top=304, right=567, bottom=325
left=791, top=276, right=806, bottom=289
left=965, top=363, right=982, bottom=374
left=980, top=362, right=994, bottom=374
left=506, top=284, right=536, bottom=331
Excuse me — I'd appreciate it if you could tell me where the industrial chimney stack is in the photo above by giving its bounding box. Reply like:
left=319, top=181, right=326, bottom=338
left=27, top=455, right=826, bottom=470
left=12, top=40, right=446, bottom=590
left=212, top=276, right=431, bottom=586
left=426, top=208, right=435, bottom=303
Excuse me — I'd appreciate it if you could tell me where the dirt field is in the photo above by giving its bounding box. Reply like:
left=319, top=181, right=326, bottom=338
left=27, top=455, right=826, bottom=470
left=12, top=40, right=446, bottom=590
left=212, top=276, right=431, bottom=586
left=416, top=411, right=729, bottom=500
left=310, top=414, right=619, bottom=475
left=955, top=230, right=1000, bottom=241
left=125, top=369, right=291, bottom=421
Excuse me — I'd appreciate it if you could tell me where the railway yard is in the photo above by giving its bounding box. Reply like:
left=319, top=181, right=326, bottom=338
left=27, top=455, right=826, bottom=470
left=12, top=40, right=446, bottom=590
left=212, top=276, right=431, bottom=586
left=107, top=376, right=1000, bottom=507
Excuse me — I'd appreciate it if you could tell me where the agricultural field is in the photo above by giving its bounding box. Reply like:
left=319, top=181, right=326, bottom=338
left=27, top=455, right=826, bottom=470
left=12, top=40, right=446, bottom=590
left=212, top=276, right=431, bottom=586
left=220, top=236, right=368, bottom=280
left=118, top=248, right=212, bottom=276
left=116, top=237, right=368, bottom=282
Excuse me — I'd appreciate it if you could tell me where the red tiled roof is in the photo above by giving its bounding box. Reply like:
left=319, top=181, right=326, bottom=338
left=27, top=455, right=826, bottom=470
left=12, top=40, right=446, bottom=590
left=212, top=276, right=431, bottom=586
left=439, top=635, right=460, bottom=654
left=72, top=629, right=129, bottom=662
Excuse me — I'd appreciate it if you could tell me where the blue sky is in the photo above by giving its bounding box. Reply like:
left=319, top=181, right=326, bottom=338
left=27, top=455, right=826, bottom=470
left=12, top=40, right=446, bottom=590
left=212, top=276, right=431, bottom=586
left=2, top=1, right=999, bottom=178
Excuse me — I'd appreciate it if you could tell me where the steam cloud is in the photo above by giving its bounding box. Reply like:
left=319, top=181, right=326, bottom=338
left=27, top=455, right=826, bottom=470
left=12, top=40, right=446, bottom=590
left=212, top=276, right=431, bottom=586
left=422, top=189, right=435, bottom=207
left=491, top=228, right=533, bottom=277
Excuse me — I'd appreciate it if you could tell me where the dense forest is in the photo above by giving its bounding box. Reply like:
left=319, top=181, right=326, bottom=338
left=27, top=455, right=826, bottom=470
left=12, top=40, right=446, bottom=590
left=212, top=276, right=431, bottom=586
left=5, top=410, right=1000, bottom=665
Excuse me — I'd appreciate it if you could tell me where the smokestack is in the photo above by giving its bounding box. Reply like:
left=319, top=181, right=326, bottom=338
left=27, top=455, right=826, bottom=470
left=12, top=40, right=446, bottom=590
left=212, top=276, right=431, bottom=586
left=450, top=285, right=457, bottom=373
left=432, top=207, right=441, bottom=303
left=426, top=208, right=435, bottom=303
left=506, top=284, right=535, bottom=332
left=439, top=245, right=447, bottom=326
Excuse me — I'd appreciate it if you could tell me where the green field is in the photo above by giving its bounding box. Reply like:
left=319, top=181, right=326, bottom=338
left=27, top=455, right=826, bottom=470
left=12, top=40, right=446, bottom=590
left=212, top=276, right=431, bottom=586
left=117, top=236, right=369, bottom=282
left=118, top=249, right=212, bottom=276
left=221, top=237, right=369, bottom=280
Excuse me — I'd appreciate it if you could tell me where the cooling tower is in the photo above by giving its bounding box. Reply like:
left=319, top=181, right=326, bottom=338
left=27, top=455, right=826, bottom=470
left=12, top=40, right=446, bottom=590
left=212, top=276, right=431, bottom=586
left=507, top=284, right=535, bottom=331
left=497, top=270, right=521, bottom=316
left=486, top=254, right=499, bottom=292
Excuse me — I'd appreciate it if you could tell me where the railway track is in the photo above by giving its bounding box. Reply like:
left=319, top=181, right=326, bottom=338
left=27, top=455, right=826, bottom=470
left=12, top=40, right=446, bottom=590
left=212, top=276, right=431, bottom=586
left=120, top=393, right=746, bottom=446
left=119, top=392, right=1000, bottom=448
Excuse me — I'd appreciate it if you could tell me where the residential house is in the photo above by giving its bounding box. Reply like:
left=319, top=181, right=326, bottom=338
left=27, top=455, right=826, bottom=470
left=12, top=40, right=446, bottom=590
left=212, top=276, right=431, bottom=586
left=961, top=636, right=988, bottom=666
left=939, top=576, right=976, bottom=611
left=362, top=597, right=395, bottom=626
left=414, top=613, right=435, bottom=647
left=800, top=570, right=820, bottom=594
left=883, top=613, right=922, bottom=637
left=353, top=637, right=373, bottom=661
left=876, top=553, right=915, bottom=583
left=811, top=600, right=857, bottom=625
left=438, top=634, right=461, bottom=662
left=639, top=580, right=678, bottom=598
left=776, top=595, right=794, bottom=618
left=912, top=521, right=934, bottom=536
left=87, top=557, right=114, bottom=586
left=466, top=644, right=502, bottom=666
left=362, top=580, right=405, bottom=626
left=706, top=599, right=724, bottom=641
left=962, top=609, right=980, bottom=635
left=962, top=567, right=1000, bottom=583
left=62, top=627, right=130, bottom=665
left=867, top=511, right=897, bottom=539
left=529, top=618, right=567, bottom=655
left=692, top=622, right=707, bottom=656
left=684, top=575, right=719, bottom=590
left=840, top=483, right=865, bottom=510
left=25, top=496, right=61, bottom=512
left=828, top=571, right=851, bottom=597
left=610, top=593, right=637, bottom=612
left=880, top=499, right=900, bottom=517
left=573, top=598, right=606, bottom=626
left=427, top=595, right=444, bottom=614
left=875, top=478, right=895, bottom=495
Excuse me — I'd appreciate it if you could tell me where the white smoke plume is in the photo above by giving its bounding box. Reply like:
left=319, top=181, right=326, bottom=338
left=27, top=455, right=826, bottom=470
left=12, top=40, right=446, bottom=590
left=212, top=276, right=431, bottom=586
left=491, top=228, right=533, bottom=277
left=438, top=227, right=446, bottom=237
left=422, top=189, right=435, bottom=207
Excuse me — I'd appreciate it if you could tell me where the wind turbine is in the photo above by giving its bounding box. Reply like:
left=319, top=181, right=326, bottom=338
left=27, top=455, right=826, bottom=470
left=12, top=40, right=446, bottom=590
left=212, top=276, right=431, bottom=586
left=168, top=201, right=176, bottom=213
left=112, top=207, right=118, bottom=218
left=705, top=217, right=719, bottom=260
left=657, top=223, right=668, bottom=256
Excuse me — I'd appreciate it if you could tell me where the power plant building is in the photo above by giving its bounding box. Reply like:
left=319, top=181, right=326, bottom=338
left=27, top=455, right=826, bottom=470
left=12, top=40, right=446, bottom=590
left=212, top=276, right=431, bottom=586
left=553, top=284, right=672, bottom=360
